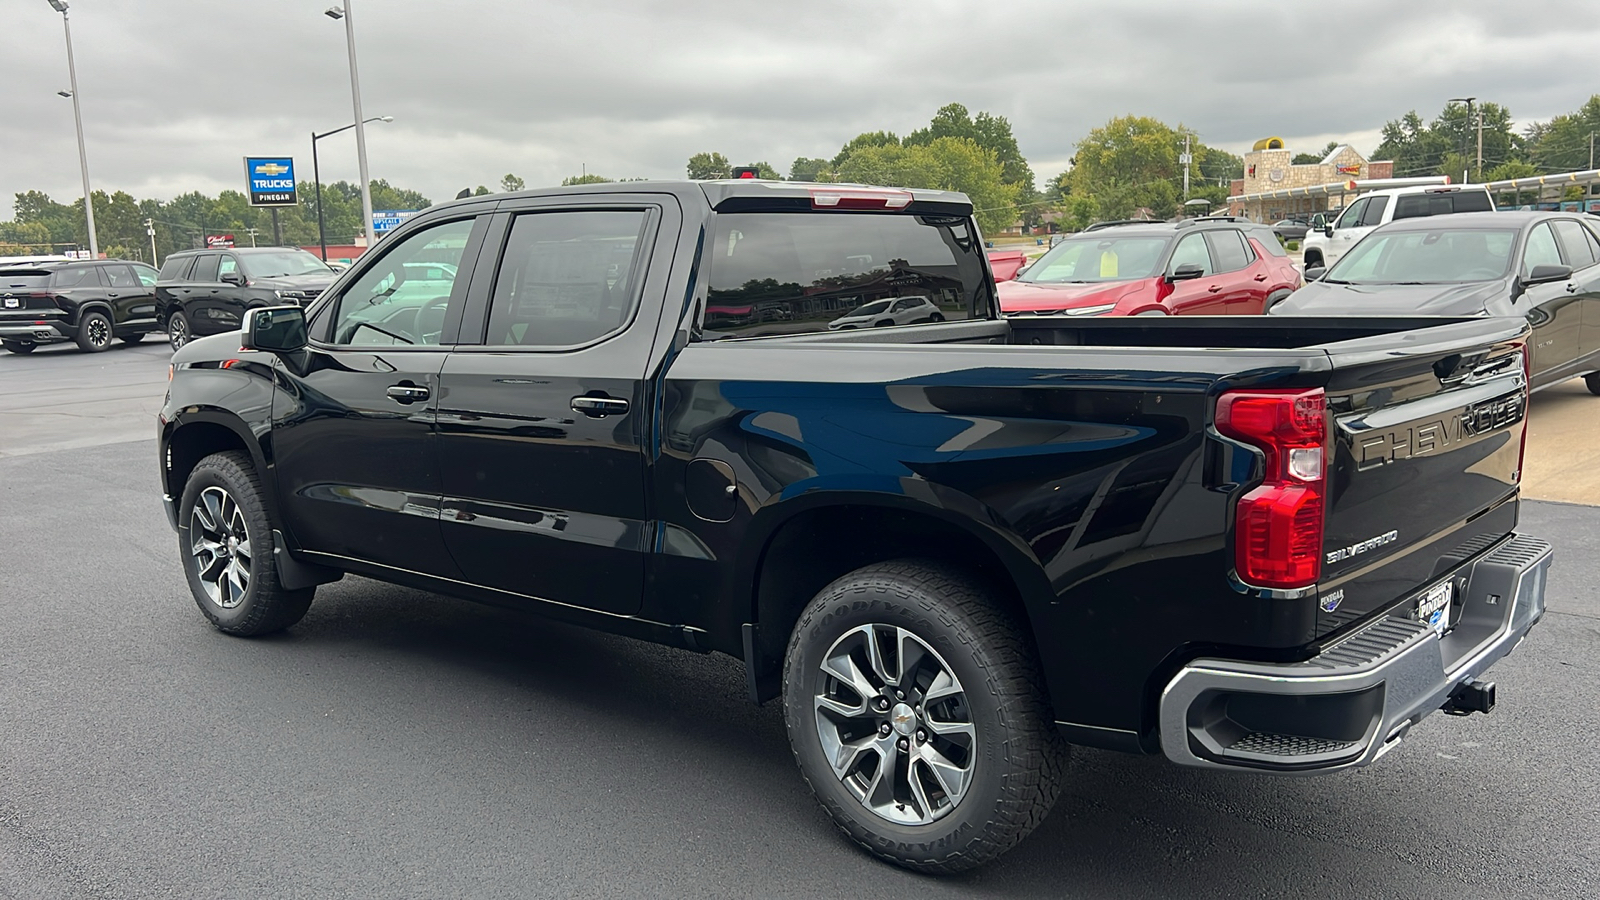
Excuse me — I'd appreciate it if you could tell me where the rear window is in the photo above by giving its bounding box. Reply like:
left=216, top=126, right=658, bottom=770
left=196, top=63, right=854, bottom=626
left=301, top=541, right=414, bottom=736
left=158, top=256, right=194, bottom=281
left=0, top=270, right=52, bottom=289
left=1392, top=189, right=1493, bottom=220
left=701, top=212, right=990, bottom=338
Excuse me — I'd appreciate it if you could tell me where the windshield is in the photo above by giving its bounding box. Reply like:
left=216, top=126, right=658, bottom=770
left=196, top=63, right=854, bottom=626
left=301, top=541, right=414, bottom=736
left=1325, top=228, right=1516, bottom=285
left=847, top=300, right=892, bottom=317
left=243, top=251, right=333, bottom=278
left=1016, top=236, right=1168, bottom=284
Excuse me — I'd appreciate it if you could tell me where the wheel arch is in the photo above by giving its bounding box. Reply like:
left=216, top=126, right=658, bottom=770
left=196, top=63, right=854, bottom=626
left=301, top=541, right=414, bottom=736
left=162, top=410, right=273, bottom=522
left=73, top=299, right=114, bottom=324
left=736, top=492, right=1055, bottom=709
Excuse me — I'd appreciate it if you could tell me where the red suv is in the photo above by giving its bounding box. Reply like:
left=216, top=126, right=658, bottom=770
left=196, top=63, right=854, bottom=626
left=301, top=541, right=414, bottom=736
left=997, top=218, right=1302, bottom=317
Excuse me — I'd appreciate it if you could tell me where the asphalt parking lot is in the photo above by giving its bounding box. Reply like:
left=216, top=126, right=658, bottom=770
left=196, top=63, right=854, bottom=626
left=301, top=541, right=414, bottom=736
left=1, top=342, right=1597, bottom=898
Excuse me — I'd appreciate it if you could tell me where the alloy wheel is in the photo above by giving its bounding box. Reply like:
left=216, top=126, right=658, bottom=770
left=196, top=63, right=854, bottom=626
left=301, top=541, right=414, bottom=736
left=189, top=486, right=252, bottom=609
left=169, top=315, right=189, bottom=350
left=86, top=315, right=111, bottom=348
left=813, top=624, right=976, bottom=826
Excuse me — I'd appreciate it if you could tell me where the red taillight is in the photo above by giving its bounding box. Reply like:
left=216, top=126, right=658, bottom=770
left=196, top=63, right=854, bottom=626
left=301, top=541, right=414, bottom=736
left=1216, top=387, right=1329, bottom=588
left=809, top=187, right=913, bottom=210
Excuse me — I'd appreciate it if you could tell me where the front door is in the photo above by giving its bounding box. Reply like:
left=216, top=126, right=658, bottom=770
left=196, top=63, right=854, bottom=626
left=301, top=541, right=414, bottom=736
left=270, top=214, right=487, bottom=577
left=1161, top=232, right=1229, bottom=314
left=101, top=264, right=158, bottom=331
left=1519, top=222, right=1584, bottom=383
left=436, top=201, right=674, bottom=615
left=1550, top=218, right=1600, bottom=369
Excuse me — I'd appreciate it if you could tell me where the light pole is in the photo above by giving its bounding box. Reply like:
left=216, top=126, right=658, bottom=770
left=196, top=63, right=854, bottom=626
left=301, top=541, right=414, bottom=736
left=48, top=0, right=97, bottom=258
left=325, top=5, right=376, bottom=249
left=144, top=218, right=156, bottom=263
left=311, top=116, right=392, bottom=260
left=1449, top=97, right=1481, bottom=181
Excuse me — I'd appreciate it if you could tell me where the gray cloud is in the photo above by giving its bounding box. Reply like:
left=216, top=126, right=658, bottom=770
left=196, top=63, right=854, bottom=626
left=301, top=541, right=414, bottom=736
left=5, top=0, right=1599, bottom=219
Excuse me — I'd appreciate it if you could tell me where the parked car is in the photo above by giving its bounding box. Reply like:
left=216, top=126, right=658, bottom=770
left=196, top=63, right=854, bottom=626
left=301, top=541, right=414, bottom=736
left=0, top=258, right=161, bottom=353
left=1270, top=218, right=1311, bottom=242
left=998, top=218, right=1302, bottom=316
left=1275, top=211, right=1600, bottom=394
left=986, top=249, right=1029, bottom=282
left=158, top=179, right=1550, bottom=874
left=827, top=295, right=944, bottom=329
left=156, top=246, right=336, bottom=350
left=1302, top=184, right=1494, bottom=271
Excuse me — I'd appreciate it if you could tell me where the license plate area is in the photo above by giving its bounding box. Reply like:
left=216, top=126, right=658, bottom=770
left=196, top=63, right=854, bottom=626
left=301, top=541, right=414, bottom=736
left=1416, top=580, right=1454, bottom=637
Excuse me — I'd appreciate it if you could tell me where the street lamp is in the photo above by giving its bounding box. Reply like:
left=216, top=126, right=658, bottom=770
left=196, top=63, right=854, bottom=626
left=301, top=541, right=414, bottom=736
left=311, top=115, right=392, bottom=260
left=325, top=4, right=377, bottom=249
left=47, top=0, right=97, bottom=258
left=1449, top=96, right=1482, bottom=182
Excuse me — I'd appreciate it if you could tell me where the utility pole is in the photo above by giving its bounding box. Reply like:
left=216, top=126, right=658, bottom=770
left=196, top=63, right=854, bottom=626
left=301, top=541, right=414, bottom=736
left=144, top=218, right=156, bottom=263
left=270, top=208, right=281, bottom=246
left=49, top=1, right=97, bottom=258
left=1475, top=104, right=1484, bottom=182
left=245, top=227, right=259, bottom=248
left=1589, top=132, right=1595, bottom=170
left=1180, top=133, right=1192, bottom=199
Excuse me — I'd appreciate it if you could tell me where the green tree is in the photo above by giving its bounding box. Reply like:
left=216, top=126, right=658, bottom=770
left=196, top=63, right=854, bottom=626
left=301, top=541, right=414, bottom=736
left=1525, top=95, right=1600, bottom=171
left=830, top=132, right=899, bottom=168
left=905, top=103, right=1034, bottom=191
left=742, top=161, right=782, bottom=180
left=473, top=186, right=491, bottom=196
left=500, top=173, right=526, bottom=192
left=687, top=152, right=731, bottom=180
left=835, top=137, right=1018, bottom=235
left=789, top=157, right=829, bottom=181
left=1372, top=102, right=1520, bottom=179
left=561, top=173, right=615, bottom=185
left=1066, top=116, right=1193, bottom=219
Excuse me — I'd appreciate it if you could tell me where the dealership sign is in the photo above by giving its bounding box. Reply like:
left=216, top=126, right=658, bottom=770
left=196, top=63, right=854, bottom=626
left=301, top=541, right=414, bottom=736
left=244, top=156, right=298, bottom=207
left=372, top=209, right=420, bottom=235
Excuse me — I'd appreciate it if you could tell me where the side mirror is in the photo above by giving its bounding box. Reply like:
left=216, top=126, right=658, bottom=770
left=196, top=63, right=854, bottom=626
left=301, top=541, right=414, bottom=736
left=220, top=271, right=245, bottom=286
left=240, top=305, right=308, bottom=353
left=1166, top=263, right=1205, bottom=283
left=1524, top=263, right=1573, bottom=285
left=1303, top=265, right=1327, bottom=282
left=1322, top=224, right=1334, bottom=238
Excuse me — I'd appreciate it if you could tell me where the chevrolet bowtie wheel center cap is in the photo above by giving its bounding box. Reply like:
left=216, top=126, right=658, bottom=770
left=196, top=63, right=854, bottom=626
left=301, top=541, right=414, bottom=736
left=890, top=702, right=918, bottom=736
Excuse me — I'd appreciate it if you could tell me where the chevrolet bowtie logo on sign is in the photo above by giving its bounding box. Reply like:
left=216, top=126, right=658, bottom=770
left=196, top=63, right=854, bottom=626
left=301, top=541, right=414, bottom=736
left=244, top=156, right=298, bottom=208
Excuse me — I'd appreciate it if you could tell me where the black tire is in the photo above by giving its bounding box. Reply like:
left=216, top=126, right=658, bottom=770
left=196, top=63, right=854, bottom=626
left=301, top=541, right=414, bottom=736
left=1586, top=372, right=1600, bottom=396
left=75, top=310, right=113, bottom=353
left=178, top=451, right=314, bottom=636
left=1, top=339, right=36, bottom=354
left=783, top=560, right=1066, bottom=874
left=929, top=313, right=945, bottom=322
left=119, top=332, right=146, bottom=345
left=1303, top=251, right=1323, bottom=269
left=167, top=311, right=191, bottom=351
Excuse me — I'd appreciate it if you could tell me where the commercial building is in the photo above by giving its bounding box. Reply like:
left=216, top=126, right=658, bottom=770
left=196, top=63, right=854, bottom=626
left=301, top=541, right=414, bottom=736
left=1227, top=138, right=1395, bottom=223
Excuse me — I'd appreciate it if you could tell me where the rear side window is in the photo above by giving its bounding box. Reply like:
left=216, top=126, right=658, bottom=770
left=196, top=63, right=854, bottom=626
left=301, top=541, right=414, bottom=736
left=485, top=210, right=649, bottom=348
left=1249, top=227, right=1288, bottom=256
left=1360, top=197, right=1389, bottom=227
left=190, top=255, right=220, bottom=282
left=52, top=266, right=101, bottom=288
left=104, top=265, right=138, bottom=288
left=1393, top=190, right=1493, bottom=220
left=1204, top=230, right=1254, bottom=273
left=702, top=212, right=991, bottom=339
left=158, top=256, right=194, bottom=281
left=1552, top=220, right=1597, bottom=268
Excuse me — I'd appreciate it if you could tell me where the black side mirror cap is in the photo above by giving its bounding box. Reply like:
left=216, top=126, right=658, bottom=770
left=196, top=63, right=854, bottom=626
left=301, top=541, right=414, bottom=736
left=1303, top=265, right=1327, bottom=282
left=1165, top=263, right=1205, bottom=283
left=1322, top=225, right=1334, bottom=237
left=220, top=271, right=245, bottom=286
left=1524, top=263, right=1573, bottom=285
left=240, top=305, right=308, bottom=353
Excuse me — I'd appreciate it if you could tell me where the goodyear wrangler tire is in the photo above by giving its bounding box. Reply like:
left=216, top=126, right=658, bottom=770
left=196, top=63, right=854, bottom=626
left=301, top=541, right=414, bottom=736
left=782, top=560, right=1066, bottom=873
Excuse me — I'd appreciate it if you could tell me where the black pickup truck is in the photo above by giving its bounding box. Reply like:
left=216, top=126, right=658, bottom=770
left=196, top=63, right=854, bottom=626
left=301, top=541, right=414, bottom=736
left=157, top=180, right=1552, bottom=873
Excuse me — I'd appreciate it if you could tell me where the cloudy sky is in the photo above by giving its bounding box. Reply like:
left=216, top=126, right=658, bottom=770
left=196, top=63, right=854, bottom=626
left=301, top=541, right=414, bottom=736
left=5, top=0, right=1600, bottom=218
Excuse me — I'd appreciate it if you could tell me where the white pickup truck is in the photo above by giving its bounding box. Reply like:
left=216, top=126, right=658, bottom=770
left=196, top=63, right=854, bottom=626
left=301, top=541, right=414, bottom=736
left=1302, top=183, right=1495, bottom=272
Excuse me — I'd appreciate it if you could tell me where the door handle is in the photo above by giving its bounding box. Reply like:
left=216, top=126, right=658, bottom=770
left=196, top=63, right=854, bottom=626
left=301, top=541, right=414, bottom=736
left=386, top=383, right=430, bottom=404
left=1207, top=285, right=1222, bottom=293
left=571, top=395, right=630, bottom=417
left=1253, top=274, right=1268, bottom=282
left=107, top=291, right=121, bottom=297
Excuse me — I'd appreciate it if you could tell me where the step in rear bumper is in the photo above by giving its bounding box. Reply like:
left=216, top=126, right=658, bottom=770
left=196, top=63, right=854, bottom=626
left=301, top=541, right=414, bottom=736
left=1159, top=534, right=1552, bottom=773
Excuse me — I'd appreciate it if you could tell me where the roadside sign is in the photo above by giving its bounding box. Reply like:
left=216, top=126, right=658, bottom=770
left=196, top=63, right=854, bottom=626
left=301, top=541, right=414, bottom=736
left=244, top=156, right=298, bottom=207
left=372, top=209, right=419, bottom=235
left=207, top=235, right=235, bottom=248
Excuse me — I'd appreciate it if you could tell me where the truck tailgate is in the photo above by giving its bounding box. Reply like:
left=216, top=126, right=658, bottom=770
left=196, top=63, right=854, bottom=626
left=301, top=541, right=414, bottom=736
left=1315, top=318, right=1528, bottom=635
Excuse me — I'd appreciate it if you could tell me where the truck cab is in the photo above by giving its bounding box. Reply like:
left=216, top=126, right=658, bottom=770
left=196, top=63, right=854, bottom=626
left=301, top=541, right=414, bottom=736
left=1302, top=183, right=1496, bottom=273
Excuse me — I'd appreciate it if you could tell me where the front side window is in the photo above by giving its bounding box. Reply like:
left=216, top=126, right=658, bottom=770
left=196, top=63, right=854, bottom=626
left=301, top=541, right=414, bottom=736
left=702, top=212, right=990, bottom=338
left=1167, top=232, right=1213, bottom=276
left=327, top=218, right=475, bottom=346
left=1019, top=235, right=1169, bottom=284
left=218, top=256, right=239, bottom=279
left=485, top=210, right=649, bottom=348
left=1522, top=224, right=1562, bottom=275
left=133, top=264, right=158, bottom=286
left=1335, top=200, right=1368, bottom=230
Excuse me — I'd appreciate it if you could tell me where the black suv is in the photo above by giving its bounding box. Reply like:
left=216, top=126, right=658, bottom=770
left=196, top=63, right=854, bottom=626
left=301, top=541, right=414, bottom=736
left=0, top=258, right=161, bottom=354
left=157, top=247, right=336, bottom=350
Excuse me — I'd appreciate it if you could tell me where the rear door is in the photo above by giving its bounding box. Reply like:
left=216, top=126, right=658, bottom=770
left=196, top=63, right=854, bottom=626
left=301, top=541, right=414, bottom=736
left=1518, top=222, right=1583, bottom=383
left=1161, top=231, right=1229, bottom=314
left=435, top=197, right=677, bottom=615
left=271, top=213, right=489, bottom=577
left=1550, top=218, right=1600, bottom=370
left=1203, top=228, right=1266, bottom=313
left=182, top=253, right=226, bottom=336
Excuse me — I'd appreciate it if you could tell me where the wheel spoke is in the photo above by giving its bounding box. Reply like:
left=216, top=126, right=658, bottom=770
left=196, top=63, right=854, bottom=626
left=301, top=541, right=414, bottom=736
left=860, top=736, right=900, bottom=810
left=907, top=757, right=937, bottom=819
left=924, top=716, right=976, bottom=743
left=829, top=735, right=881, bottom=780
left=924, top=669, right=963, bottom=705
left=196, top=549, right=229, bottom=584
left=820, top=643, right=879, bottom=705
left=917, top=743, right=972, bottom=807
left=815, top=692, right=866, bottom=719
left=896, top=628, right=927, bottom=688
